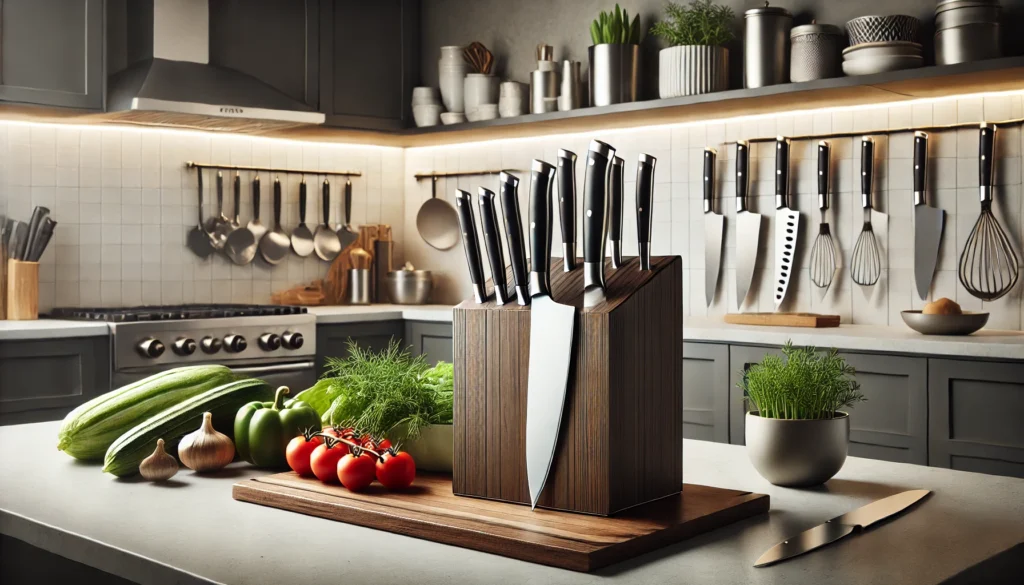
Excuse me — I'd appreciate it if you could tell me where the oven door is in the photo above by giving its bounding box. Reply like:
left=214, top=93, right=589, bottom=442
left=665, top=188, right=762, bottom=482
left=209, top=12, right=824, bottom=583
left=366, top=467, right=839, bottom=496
left=112, top=360, right=317, bottom=392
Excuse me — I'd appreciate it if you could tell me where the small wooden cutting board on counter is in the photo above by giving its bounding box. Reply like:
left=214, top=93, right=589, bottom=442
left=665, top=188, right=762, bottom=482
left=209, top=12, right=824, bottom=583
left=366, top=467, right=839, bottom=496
left=725, top=313, right=841, bottom=328
left=233, top=472, right=769, bottom=572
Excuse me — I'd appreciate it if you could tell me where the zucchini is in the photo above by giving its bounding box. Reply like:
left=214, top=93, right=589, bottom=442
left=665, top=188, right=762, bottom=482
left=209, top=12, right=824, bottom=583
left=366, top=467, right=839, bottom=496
left=103, top=378, right=272, bottom=477
left=58, top=365, right=236, bottom=461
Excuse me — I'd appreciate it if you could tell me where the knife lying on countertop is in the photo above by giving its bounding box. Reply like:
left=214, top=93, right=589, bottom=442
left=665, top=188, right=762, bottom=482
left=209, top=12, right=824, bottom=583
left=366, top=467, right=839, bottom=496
left=583, top=140, right=616, bottom=307
left=556, top=149, right=578, bottom=273
left=454, top=189, right=488, bottom=303
left=478, top=187, right=510, bottom=306
left=499, top=171, right=530, bottom=306
left=636, top=153, right=656, bottom=271
left=609, top=155, right=625, bottom=269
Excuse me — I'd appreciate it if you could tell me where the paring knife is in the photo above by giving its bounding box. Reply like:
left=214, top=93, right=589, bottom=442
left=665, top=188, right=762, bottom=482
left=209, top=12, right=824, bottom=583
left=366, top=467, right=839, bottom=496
left=735, top=141, right=761, bottom=308
left=583, top=140, right=616, bottom=307
left=609, top=156, right=625, bottom=269
left=914, top=132, right=944, bottom=300
left=773, top=137, right=799, bottom=310
left=498, top=171, right=530, bottom=306
left=454, top=189, right=487, bottom=303
left=703, top=147, right=724, bottom=307
left=755, top=489, right=931, bottom=567
left=525, top=158, right=576, bottom=510
left=556, top=149, right=578, bottom=272
left=636, top=153, right=656, bottom=271
left=477, top=187, right=510, bottom=305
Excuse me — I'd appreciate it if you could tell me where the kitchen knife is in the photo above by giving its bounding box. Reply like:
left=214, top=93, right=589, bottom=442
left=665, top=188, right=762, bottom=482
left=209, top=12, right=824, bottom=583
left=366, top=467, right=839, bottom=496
left=454, top=189, right=487, bottom=303
left=755, top=489, right=931, bottom=567
left=556, top=149, right=578, bottom=272
left=913, top=132, right=944, bottom=300
left=773, top=137, right=799, bottom=310
left=525, top=158, right=576, bottom=510
left=735, top=141, right=761, bottom=309
left=10, top=221, right=29, bottom=261
left=22, top=206, right=50, bottom=261
left=636, top=153, right=656, bottom=271
left=609, top=156, right=625, bottom=269
left=703, top=147, right=724, bottom=307
left=477, top=187, right=510, bottom=305
left=498, top=171, right=530, bottom=305
left=583, top=140, right=616, bottom=307
left=27, top=218, right=57, bottom=262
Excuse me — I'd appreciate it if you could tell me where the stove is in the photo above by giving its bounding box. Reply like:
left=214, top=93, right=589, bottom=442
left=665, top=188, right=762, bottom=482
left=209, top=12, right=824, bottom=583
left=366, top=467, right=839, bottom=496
left=49, top=304, right=318, bottom=390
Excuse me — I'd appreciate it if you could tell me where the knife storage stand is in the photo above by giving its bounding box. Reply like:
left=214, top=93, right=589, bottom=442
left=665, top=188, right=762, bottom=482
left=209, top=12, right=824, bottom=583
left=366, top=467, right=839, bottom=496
left=453, top=255, right=682, bottom=516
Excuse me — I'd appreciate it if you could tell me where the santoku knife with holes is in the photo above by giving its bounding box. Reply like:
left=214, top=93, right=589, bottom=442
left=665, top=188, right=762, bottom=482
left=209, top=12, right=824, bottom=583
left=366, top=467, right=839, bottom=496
left=557, top=149, right=578, bottom=272
left=609, top=156, right=625, bottom=269
left=735, top=141, right=761, bottom=308
left=499, top=171, right=530, bottom=305
left=773, top=137, right=798, bottom=310
left=703, top=147, right=723, bottom=306
left=454, top=189, right=487, bottom=303
left=636, top=153, right=656, bottom=271
left=525, top=159, right=576, bottom=510
left=478, top=187, right=510, bottom=305
left=914, top=132, right=943, bottom=300
left=583, top=140, right=616, bottom=306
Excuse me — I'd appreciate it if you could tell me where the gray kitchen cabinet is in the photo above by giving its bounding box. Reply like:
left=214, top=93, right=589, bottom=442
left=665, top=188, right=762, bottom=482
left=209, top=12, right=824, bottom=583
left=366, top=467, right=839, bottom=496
left=405, top=321, right=453, bottom=365
left=0, top=337, right=111, bottom=425
left=0, top=0, right=105, bottom=110
left=682, top=342, right=729, bottom=443
left=319, top=0, right=419, bottom=130
left=929, top=359, right=1024, bottom=478
left=315, top=321, right=405, bottom=375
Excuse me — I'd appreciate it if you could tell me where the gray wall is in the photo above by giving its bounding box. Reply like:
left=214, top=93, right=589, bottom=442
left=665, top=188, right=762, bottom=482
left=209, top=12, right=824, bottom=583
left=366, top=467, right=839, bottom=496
left=419, top=0, right=1024, bottom=99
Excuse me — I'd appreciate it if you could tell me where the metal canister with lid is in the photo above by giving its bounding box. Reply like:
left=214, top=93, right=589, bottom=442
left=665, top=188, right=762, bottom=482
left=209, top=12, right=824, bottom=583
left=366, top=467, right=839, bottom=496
left=790, top=22, right=844, bottom=82
left=744, top=2, right=794, bottom=88
left=935, top=0, right=1001, bottom=65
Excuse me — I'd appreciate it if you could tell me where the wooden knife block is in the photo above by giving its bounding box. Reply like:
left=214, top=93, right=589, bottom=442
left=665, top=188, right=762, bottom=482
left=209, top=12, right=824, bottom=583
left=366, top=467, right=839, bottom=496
left=453, top=256, right=683, bottom=516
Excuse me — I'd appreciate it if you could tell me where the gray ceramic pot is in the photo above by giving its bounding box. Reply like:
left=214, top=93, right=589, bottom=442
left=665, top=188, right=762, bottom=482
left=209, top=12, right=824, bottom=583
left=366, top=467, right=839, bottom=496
left=745, top=412, right=849, bottom=487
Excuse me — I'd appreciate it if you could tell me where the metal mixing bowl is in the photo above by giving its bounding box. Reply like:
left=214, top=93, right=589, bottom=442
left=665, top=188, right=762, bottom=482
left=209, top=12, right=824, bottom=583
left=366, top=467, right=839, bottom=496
left=385, top=270, right=433, bottom=305
left=901, top=310, right=989, bottom=335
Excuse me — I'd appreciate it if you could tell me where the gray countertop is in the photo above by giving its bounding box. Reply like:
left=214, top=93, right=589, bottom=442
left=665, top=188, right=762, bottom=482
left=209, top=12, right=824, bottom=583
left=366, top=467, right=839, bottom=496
left=2, top=421, right=1021, bottom=585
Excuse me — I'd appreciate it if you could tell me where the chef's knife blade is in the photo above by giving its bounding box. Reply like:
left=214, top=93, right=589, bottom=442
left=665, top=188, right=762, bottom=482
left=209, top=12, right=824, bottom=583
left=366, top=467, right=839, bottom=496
left=556, top=149, right=578, bottom=272
left=703, top=147, right=724, bottom=307
left=735, top=141, right=761, bottom=309
left=478, top=187, right=510, bottom=305
left=525, top=159, right=576, bottom=510
left=636, top=153, right=656, bottom=271
left=27, top=218, right=57, bottom=262
left=755, top=489, right=931, bottom=567
left=23, top=206, right=50, bottom=262
left=454, top=189, right=488, bottom=303
left=913, top=132, right=943, bottom=300
left=10, top=221, right=29, bottom=261
left=773, top=137, right=799, bottom=310
left=583, top=140, right=616, bottom=307
left=499, top=171, right=530, bottom=305
left=609, top=156, right=625, bottom=269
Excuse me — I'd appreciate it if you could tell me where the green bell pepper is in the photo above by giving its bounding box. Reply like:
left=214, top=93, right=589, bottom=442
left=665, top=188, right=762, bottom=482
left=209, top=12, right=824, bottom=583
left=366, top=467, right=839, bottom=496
left=234, top=386, right=321, bottom=467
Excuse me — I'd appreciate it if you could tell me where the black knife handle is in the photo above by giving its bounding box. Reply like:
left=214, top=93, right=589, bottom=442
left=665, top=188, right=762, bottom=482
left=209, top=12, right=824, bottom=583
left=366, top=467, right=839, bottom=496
left=217, top=172, right=224, bottom=214
left=556, top=149, right=577, bottom=252
left=861, top=137, right=874, bottom=209
left=775, top=137, right=790, bottom=209
left=455, top=189, right=487, bottom=303
left=583, top=141, right=614, bottom=265
left=736, top=141, right=749, bottom=212
left=528, top=160, right=556, bottom=297
left=196, top=169, right=205, bottom=225
left=636, top=152, right=656, bottom=250
left=233, top=173, right=242, bottom=222
left=703, top=148, right=716, bottom=213
left=274, top=179, right=282, bottom=228
left=980, top=123, right=996, bottom=202
left=478, top=187, right=509, bottom=305
left=252, top=175, right=261, bottom=220
left=299, top=180, right=308, bottom=223
left=914, top=132, right=928, bottom=205
left=609, top=157, right=624, bottom=241
left=345, top=180, right=353, bottom=224
left=322, top=180, right=331, bottom=226
left=818, top=141, right=830, bottom=210
left=498, top=171, right=530, bottom=305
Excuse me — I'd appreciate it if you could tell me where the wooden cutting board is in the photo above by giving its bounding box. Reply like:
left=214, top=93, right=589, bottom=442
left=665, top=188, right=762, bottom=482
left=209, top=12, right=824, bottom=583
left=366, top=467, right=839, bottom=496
left=233, top=472, right=768, bottom=572
left=725, top=313, right=841, bottom=328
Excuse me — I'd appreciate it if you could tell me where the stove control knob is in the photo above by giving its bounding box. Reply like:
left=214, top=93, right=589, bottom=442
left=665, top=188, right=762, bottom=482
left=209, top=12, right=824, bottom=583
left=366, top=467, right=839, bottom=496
left=224, top=334, right=248, bottom=353
left=200, top=336, right=222, bottom=354
left=282, top=331, right=304, bottom=350
left=173, top=337, right=197, bottom=356
left=137, top=338, right=165, bottom=359
left=258, top=333, right=282, bottom=351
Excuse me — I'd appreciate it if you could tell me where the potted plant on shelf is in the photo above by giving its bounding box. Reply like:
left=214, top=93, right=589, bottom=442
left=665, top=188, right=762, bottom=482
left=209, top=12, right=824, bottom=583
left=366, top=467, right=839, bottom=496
left=589, top=4, right=643, bottom=106
left=650, top=0, right=734, bottom=98
left=740, top=342, right=865, bottom=487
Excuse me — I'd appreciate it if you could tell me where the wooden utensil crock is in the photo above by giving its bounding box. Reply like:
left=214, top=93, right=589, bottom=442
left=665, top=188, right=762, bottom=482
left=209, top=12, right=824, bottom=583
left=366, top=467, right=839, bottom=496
left=6, top=259, right=39, bottom=320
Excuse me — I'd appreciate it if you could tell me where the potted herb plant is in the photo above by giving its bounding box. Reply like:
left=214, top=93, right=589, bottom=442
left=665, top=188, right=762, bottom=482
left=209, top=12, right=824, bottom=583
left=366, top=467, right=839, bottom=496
left=740, top=342, right=866, bottom=487
left=650, top=0, right=734, bottom=98
left=589, top=5, right=643, bottom=106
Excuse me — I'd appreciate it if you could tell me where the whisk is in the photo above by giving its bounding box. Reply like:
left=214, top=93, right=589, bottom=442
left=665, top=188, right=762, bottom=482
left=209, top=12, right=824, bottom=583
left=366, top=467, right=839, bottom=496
left=810, top=141, right=837, bottom=289
left=851, top=137, right=881, bottom=286
left=958, top=123, right=1019, bottom=301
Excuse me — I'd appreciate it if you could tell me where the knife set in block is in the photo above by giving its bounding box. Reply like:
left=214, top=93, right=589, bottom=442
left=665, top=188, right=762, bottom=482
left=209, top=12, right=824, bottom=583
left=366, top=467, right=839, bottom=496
left=452, top=141, right=683, bottom=516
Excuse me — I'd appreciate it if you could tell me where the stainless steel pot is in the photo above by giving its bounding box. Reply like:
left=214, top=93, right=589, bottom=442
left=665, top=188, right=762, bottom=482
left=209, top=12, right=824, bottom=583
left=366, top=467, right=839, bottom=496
left=790, top=23, right=843, bottom=82
left=936, top=22, right=1001, bottom=65
left=588, top=44, right=640, bottom=106
left=385, top=270, right=433, bottom=305
left=745, top=412, right=849, bottom=487
left=936, top=0, right=1001, bottom=29
left=744, top=3, right=792, bottom=88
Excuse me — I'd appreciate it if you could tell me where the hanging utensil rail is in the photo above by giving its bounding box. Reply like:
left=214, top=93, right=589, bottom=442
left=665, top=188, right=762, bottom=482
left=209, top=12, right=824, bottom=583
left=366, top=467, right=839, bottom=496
left=185, top=162, right=362, bottom=177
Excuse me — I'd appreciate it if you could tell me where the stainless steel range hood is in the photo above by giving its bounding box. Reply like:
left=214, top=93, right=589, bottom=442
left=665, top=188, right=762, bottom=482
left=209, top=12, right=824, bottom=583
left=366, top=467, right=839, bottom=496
left=106, top=0, right=324, bottom=132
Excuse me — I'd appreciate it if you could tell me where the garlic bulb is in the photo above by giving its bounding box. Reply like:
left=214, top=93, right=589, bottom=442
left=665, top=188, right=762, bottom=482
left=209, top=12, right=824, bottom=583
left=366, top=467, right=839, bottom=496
left=139, top=439, right=178, bottom=481
left=178, top=412, right=235, bottom=472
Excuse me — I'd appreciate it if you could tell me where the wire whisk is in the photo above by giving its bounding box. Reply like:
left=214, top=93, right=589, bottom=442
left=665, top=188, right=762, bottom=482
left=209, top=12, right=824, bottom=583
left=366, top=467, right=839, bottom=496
left=851, top=137, right=881, bottom=286
left=810, top=141, right=837, bottom=289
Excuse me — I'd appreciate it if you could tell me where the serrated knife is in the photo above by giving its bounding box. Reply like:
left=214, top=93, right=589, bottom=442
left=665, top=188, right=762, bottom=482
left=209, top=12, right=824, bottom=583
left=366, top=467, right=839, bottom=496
left=755, top=489, right=931, bottom=567
left=525, top=159, right=576, bottom=510
left=703, top=147, right=723, bottom=306
left=735, top=141, right=761, bottom=309
left=454, top=189, right=487, bottom=303
left=583, top=140, right=616, bottom=306
left=773, top=137, right=799, bottom=310
left=914, top=132, right=944, bottom=300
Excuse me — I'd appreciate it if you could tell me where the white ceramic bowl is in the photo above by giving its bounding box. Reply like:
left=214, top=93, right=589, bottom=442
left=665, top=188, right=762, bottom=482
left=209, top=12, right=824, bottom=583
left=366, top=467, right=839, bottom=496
left=499, top=97, right=525, bottom=118
left=470, top=104, right=499, bottom=122
left=411, top=86, right=441, bottom=106
left=413, top=104, right=442, bottom=127
left=440, top=112, right=467, bottom=125
left=843, top=54, right=923, bottom=76
left=842, top=41, right=922, bottom=60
